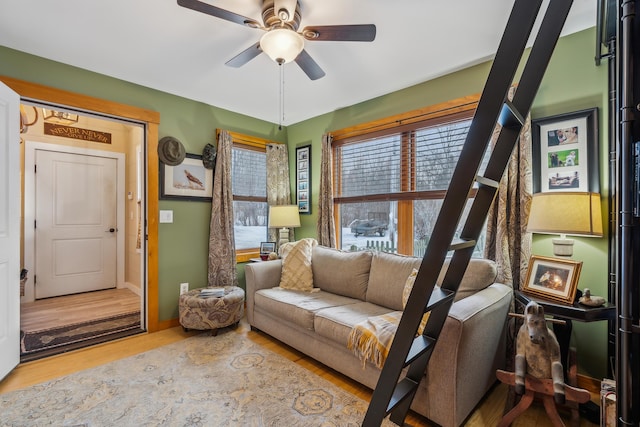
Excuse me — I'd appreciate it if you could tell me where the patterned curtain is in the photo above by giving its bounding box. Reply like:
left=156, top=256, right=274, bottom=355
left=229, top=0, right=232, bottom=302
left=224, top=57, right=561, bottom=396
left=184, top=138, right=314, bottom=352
left=484, top=87, right=533, bottom=290
left=483, top=88, right=533, bottom=373
left=317, top=133, right=336, bottom=247
left=208, top=130, right=237, bottom=287
left=266, top=143, right=294, bottom=243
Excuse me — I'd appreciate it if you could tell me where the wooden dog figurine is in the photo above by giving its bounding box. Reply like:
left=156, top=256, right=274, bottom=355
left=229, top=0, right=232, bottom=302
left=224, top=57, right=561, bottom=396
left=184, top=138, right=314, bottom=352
left=515, top=301, right=565, bottom=404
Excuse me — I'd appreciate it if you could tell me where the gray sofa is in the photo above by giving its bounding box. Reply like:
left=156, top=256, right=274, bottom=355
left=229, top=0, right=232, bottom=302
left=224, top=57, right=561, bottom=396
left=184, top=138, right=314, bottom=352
left=245, top=246, right=512, bottom=427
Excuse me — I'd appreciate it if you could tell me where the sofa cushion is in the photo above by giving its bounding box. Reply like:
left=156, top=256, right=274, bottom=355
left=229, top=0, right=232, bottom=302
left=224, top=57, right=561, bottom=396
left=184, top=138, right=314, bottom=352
left=279, top=238, right=317, bottom=291
left=438, top=258, right=499, bottom=302
left=254, top=288, right=359, bottom=330
left=314, top=301, right=395, bottom=347
left=366, top=251, right=422, bottom=310
left=312, top=246, right=372, bottom=300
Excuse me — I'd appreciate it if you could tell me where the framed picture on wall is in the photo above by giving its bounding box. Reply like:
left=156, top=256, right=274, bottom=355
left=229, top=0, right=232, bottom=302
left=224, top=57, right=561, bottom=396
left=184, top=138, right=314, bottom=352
left=160, top=153, right=213, bottom=201
left=532, top=108, right=599, bottom=193
left=296, top=145, right=311, bottom=214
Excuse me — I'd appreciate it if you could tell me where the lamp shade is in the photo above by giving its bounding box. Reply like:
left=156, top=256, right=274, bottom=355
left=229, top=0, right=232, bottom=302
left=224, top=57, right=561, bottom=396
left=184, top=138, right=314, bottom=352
left=260, top=28, right=304, bottom=64
left=526, top=192, right=603, bottom=237
left=268, top=205, right=301, bottom=228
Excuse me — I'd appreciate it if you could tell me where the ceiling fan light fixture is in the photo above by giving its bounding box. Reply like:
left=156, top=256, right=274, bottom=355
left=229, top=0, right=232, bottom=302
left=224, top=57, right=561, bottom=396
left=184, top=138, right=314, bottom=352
left=260, top=28, right=304, bottom=64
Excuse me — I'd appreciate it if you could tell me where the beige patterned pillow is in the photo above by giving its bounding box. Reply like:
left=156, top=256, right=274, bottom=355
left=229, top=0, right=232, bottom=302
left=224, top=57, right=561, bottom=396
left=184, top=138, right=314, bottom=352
left=279, top=238, right=317, bottom=291
left=402, top=268, right=432, bottom=335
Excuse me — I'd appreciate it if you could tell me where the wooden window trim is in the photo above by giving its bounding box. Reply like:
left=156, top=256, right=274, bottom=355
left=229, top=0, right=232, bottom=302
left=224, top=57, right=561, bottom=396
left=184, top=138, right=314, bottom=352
left=330, top=94, right=481, bottom=255
left=330, top=94, right=480, bottom=142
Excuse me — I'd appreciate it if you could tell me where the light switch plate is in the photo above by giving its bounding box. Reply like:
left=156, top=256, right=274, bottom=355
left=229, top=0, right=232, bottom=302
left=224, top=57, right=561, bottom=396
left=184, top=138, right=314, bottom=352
left=159, top=210, right=173, bottom=223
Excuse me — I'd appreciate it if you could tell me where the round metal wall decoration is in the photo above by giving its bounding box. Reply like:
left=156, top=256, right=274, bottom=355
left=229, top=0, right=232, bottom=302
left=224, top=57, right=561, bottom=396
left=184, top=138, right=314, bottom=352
left=202, top=143, right=217, bottom=169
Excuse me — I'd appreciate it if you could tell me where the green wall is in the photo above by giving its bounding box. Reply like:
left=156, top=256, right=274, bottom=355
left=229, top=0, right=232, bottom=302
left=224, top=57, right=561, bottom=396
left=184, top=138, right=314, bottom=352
left=0, top=26, right=611, bottom=378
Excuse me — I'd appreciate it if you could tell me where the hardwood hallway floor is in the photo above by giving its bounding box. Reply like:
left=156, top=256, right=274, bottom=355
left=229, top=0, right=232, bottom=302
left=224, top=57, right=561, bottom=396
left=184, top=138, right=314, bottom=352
left=20, top=288, right=140, bottom=332
left=1, top=318, right=599, bottom=426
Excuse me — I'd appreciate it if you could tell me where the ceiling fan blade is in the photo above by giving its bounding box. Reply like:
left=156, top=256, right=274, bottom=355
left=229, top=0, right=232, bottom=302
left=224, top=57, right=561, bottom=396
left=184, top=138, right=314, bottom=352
left=177, top=0, right=260, bottom=27
left=301, top=24, right=376, bottom=42
left=226, top=42, right=263, bottom=68
left=294, top=49, right=325, bottom=80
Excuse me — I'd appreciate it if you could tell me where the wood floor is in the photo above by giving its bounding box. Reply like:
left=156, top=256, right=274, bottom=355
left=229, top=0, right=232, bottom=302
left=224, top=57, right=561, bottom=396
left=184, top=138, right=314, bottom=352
left=1, top=318, right=599, bottom=426
left=20, top=288, right=141, bottom=332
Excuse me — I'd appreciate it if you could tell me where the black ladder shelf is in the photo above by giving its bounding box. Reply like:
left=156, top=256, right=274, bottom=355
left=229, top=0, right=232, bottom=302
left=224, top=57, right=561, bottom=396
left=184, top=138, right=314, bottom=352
left=362, top=0, right=576, bottom=425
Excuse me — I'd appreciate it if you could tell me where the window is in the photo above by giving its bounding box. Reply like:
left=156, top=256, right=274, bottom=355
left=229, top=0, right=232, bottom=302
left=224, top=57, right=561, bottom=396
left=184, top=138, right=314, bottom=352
left=331, top=94, right=489, bottom=257
left=232, top=146, right=267, bottom=250
left=225, top=131, right=278, bottom=261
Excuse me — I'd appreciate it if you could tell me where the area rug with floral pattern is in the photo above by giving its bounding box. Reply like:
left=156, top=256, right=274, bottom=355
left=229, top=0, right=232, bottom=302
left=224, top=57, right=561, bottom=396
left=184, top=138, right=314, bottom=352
left=2, top=330, right=394, bottom=426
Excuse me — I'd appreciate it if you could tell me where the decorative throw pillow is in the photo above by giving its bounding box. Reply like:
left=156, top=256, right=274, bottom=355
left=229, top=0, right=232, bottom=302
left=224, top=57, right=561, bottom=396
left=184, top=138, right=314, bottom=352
left=402, top=268, right=432, bottom=335
left=278, top=238, right=318, bottom=292
left=278, top=241, right=295, bottom=259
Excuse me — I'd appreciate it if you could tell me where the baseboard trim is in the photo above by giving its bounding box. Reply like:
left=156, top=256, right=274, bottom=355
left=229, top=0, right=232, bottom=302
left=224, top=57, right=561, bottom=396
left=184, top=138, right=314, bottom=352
left=158, top=318, right=181, bottom=330
left=578, top=374, right=602, bottom=394
left=121, top=282, right=142, bottom=297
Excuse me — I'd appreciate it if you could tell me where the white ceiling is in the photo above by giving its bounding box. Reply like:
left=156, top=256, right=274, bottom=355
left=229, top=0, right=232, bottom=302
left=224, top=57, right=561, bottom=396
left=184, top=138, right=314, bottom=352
left=0, top=0, right=596, bottom=126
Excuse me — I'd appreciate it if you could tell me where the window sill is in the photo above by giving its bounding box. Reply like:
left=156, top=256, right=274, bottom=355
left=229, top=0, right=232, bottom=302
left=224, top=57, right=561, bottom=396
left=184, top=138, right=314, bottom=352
left=236, top=250, right=259, bottom=263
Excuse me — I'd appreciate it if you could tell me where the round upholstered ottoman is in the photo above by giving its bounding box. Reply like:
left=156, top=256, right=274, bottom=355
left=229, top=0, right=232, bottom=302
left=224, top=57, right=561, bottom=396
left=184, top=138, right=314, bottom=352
left=178, top=286, right=245, bottom=335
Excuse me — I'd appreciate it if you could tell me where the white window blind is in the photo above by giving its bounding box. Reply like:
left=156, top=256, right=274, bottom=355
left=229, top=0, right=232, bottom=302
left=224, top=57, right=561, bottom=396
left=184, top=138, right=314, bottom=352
left=232, top=146, right=266, bottom=200
left=336, top=135, right=401, bottom=198
left=414, top=118, right=472, bottom=191
left=335, top=116, right=488, bottom=201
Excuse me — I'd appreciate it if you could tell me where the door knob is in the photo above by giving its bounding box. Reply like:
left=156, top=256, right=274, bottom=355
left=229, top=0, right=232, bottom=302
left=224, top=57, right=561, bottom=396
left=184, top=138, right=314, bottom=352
left=106, top=228, right=116, bottom=233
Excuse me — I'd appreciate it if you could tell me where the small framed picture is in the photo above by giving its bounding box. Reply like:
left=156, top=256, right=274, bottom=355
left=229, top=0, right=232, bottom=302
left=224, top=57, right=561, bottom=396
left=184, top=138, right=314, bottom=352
left=522, top=255, right=582, bottom=304
left=160, top=153, right=213, bottom=201
left=260, top=242, right=276, bottom=254
left=296, top=145, right=311, bottom=214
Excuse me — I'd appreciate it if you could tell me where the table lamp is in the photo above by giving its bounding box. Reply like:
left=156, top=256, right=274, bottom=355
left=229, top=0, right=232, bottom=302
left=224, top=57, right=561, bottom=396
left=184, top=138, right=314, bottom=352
left=526, top=192, right=603, bottom=257
left=269, top=205, right=301, bottom=250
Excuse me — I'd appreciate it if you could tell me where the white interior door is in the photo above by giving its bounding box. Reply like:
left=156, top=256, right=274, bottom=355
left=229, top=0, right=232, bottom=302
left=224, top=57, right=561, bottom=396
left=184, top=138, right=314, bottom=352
left=35, top=150, right=117, bottom=299
left=0, top=82, right=20, bottom=380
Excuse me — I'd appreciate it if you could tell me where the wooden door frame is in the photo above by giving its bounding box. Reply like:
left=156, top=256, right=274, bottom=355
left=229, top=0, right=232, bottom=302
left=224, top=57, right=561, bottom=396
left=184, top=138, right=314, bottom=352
left=2, top=76, right=161, bottom=332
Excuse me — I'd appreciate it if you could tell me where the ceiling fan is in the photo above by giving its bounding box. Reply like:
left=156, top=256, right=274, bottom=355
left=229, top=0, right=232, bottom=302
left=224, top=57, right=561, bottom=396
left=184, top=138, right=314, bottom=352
left=177, top=0, right=376, bottom=80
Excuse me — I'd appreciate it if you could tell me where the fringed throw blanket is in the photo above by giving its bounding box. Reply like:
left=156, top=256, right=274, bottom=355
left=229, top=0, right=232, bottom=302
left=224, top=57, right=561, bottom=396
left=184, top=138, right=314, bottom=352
left=347, top=311, right=432, bottom=369
left=347, top=311, right=402, bottom=369
left=348, top=268, right=435, bottom=368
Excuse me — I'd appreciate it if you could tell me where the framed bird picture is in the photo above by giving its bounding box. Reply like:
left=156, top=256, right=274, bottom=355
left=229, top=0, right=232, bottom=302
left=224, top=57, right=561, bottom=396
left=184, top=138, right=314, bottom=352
left=160, top=153, right=213, bottom=201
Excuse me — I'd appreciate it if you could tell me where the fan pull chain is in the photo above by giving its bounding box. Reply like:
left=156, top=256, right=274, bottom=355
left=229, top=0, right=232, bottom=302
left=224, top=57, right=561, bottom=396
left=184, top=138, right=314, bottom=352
left=278, top=63, right=285, bottom=131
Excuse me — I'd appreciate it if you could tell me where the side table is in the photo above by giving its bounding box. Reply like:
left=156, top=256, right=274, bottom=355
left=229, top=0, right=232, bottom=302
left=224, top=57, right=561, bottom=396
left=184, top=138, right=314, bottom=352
left=515, top=290, right=615, bottom=378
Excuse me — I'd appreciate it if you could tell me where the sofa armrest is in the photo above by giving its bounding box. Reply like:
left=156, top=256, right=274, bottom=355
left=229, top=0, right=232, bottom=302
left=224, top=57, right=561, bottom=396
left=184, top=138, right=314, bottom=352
left=447, top=283, right=512, bottom=323
left=421, top=283, right=512, bottom=426
left=245, top=260, right=282, bottom=325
